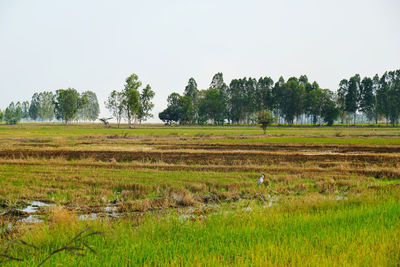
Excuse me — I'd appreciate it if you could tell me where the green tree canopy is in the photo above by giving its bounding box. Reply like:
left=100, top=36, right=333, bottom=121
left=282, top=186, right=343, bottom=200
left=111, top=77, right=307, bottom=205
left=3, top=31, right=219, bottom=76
left=105, top=90, right=125, bottom=127
left=138, top=84, right=155, bottom=123
left=4, top=102, right=21, bottom=125
left=54, top=88, right=87, bottom=123
left=123, top=74, right=142, bottom=128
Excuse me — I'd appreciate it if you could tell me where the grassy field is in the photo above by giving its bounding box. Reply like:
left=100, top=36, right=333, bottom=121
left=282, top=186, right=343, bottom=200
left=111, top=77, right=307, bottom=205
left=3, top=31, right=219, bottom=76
left=1, top=123, right=400, bottom=266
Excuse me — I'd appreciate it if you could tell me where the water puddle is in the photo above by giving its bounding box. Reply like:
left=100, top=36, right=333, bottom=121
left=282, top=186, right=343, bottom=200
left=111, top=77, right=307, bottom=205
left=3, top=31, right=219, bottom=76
left=78, top=213, right=98, bottom=221
left=21, top=215, right=43, bottom=223
left=19, top=201, right=55, bottom=214
left=78, top=204, right=120, bottom=221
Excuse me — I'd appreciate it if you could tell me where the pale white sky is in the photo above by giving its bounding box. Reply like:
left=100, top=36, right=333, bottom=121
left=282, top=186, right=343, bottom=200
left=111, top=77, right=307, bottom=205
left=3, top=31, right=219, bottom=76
left=0, top=0, right=399, bottom=121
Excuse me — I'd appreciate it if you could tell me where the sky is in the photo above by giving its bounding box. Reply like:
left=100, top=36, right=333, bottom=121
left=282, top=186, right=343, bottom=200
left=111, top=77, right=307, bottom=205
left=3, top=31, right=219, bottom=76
left=0, top=0, right=399, bottom=122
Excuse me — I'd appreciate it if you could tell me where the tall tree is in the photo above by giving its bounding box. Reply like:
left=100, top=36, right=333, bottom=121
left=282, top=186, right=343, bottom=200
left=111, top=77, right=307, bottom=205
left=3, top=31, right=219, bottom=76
left=37, top=91, right=55, bottom=121
left=178, top=95, right=194, bottom=124
left=257, top=77, right=274, bottom=111
left=123, top=74, right=141, bottom=128
left=244, top=77, right=258, bottom=124
left=372, top=74, right=380, bottom=124
left=280, top=78, right=305, bottom=125
left=4, top=102, right=21, bottom=125
left=359, top=77, right=375, bottom=124
left=307, top=87, right=324, bottom=125
left=183, top=78, right=199, bottom=123
left=271, top=76, right=285, bottom=123
left=321, top=89, right=339, bottom=126
left=199, top=88, right=224, bottom=124
left=105, top=90, right=125, bottom=127
left=77, top=91, right=100, bottom=122
left=386, top=70, right=400, bottom=126
left=21, top=101, right=30, bottom=120
left=29, top=93, right=40, bottom=121
left=337, top=79, right=348, bottom=124
left=138, top=84, right=155, bottom=123
left=0, top=109, right=3, bottom=123
left=345, top=74, right=360, bottom=124
left=209, top=73, right=228, bottom=124
left=54, top=88, right=87, bottom=123
left=376, top=72, right=391, bottom=125
left=228, top=79, right=246, bottom=124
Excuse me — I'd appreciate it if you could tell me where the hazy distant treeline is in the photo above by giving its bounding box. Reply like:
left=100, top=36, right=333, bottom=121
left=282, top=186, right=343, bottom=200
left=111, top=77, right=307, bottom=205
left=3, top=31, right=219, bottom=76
left=0, top=73, right=156, bottom=126
left=159, top=70, right=400, bottom=126
left=0, top=89, right=99, bottom=125
left=1, top=70, right=399, bottom=126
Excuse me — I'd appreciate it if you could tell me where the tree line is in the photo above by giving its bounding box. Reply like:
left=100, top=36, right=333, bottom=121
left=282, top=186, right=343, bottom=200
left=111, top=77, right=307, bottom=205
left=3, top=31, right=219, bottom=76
left=0, top=89, right=99, bottom=125
left=0, top=73, right=156, bottom=127
left=159, top=70, right=400, bottom=126
left=1, top=71, right=399, bottom=127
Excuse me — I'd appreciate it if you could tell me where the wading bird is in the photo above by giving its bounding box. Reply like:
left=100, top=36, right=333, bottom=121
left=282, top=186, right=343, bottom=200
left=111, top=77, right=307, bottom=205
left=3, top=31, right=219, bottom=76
left=258, top=172, right=265, bottom=185
left=99, top=117, right=112, bottom=128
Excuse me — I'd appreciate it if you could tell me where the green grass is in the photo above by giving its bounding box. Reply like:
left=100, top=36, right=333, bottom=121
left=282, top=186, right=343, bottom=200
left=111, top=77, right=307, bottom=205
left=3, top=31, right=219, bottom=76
left=4, top=191, right=400, bottom=266
left=0, top=123, right=399, bottom=138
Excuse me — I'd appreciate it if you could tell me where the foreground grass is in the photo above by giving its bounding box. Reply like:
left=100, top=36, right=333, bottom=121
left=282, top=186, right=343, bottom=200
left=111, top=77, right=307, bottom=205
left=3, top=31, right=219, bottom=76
left=3, top=191, right=400, bottom=266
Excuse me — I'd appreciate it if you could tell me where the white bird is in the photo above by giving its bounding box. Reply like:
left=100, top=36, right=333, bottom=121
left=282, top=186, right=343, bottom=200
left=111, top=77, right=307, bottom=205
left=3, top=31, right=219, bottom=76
left=258, top=172, right=265, bottom=185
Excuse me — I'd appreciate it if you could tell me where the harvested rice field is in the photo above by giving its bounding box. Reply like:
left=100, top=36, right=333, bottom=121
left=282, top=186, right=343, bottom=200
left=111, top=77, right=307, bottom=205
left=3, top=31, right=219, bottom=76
left=1, top=124, right=400, bottom=266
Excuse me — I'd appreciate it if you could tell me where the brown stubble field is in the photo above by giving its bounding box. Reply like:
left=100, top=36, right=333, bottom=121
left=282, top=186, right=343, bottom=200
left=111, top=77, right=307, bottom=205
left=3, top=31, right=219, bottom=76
left=0, top=125, right=399, bottom=215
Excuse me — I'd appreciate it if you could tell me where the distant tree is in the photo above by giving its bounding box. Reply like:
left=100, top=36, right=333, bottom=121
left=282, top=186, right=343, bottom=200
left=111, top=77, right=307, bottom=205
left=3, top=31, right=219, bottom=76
left=21, top=101, right=30, bottom=120
left=385, top=70, right=400, bottom=126
left=54, top=88, right=87, bottom=124
left=183, top=78, right=199, bottom=123
left=77, top=91, right=100, bottom=121
left=4, top=102, right=21, bottom=125
left=29, top=93, right=40, bottom=121
left=4, top=107, right=13, bottom=124
left=257, top=77, right=274, bottom=111
left=123, top=74, right=141, bottom=128
left=244, top=78, right=258, bottom=124
left=257, top=110, right=275, bottom=134
left=320, top=89, right=339, bottom=126
left=359, top=77, right=375, bottom=124
left=337, top=79, right=348, bottom=124
left=138, top=84, right=155, bottom=123
left=159, top=92, right=193, bottom=124
left=105, top=90, right=125, bottom=127
left=159, top=92, right=182, bottom=124
left=376, top=72, right=391, bottom=125
left=280, top=78, right=305, bottom=125
left=158, top=108, right=173, bottom=125
left=37, top=91, right=55, bottom=121
left=199, top=88, right=224, bottom=124
left=372, top=74, right=380, bottom=124
left=306, top=87, right=324, bottom=125
left=228, top=78, right=247, bottom=124
left=0, top=109, right=3, bottom=123
left=209, top=73, right=229, bottom=123
left=345, top=74, right=360, bottom=124
left=271, top=76, right=286, bottom=123
left=178, top=95, right=194, bottom=124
